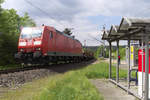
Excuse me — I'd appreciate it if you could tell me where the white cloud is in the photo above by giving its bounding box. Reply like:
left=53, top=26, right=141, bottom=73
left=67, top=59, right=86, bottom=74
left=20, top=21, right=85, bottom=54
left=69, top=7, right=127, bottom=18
left=79, top=0, right=150, bottom=17
left=2, top=0, right=150, bottom=46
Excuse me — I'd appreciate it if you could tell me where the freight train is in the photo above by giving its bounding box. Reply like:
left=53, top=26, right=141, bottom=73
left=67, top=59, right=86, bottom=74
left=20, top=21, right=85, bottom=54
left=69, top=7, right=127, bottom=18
left=15, top=25, right=93, bottom=64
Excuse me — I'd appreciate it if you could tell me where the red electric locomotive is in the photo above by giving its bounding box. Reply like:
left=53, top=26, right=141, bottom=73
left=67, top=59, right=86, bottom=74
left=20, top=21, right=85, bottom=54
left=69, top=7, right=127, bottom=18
left=15, top=25, right=83, bottom=64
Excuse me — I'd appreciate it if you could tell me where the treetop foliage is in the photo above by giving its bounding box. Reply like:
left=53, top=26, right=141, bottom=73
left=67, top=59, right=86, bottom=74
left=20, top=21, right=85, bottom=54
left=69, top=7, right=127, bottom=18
left=0, top=0, right=4, bottom=4
left=0, top=1, right=36, bottom=65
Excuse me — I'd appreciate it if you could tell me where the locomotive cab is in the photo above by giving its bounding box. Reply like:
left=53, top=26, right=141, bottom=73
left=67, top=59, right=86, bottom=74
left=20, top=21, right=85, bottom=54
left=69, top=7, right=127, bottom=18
left=15, top=27, right=44, bottom=62
left=19, top=27, right=43, bottom=52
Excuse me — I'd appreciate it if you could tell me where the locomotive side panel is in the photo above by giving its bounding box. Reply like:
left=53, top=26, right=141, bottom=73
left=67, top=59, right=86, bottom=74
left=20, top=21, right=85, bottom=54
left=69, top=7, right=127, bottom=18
left=60, top=33, right=66, bottom=54
left=69, top=37, right=75, bottom=55
left=64, top=36, right=68, bottom=53
left=76, top=41, right=82, bottom=55
left=65, top=37, right=70, bottom=54
left=71, top=38, right=75, bottom=54
left=78, top=42, right=82, bottom=54
left=72, top=39, right=76, bottom=54
left=42, top=27, right=49, bottom=55
left=55, top=32, right=65, bottom=56
left=67, top=38, right=72, bottom=54
left=74, top=41, right=78, bottom=54
left=47, top=27, right=56, bottom=55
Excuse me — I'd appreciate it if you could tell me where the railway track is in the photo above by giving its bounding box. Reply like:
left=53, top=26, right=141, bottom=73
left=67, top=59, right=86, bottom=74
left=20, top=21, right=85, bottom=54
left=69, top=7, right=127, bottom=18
left=0, top=58, right=94, bottom=75
left=0, top=63, right=67, bottom=75
left=0, top=66, right=40, bottom=75
left=0, top=60, right=90, bottom=75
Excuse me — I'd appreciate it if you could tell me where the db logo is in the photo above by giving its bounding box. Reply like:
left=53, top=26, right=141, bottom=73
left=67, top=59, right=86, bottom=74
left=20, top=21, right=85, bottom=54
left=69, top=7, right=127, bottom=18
left=28, top=40, right=32, bottom=45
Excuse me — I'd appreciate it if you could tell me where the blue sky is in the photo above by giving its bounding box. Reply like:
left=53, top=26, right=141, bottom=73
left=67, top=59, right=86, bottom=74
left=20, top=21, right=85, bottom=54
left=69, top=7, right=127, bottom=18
left=2, top=0, right=150, bottom=46
left=87, top=15, right=122, bottom=29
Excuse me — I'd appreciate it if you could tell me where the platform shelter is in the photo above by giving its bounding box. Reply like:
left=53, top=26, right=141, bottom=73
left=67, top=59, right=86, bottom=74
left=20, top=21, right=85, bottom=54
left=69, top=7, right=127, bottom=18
left=102, top=17, right=150, bottom=100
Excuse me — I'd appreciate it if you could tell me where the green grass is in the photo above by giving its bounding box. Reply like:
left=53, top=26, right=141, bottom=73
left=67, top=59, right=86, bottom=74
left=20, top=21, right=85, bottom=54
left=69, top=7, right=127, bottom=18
left=38, top=72, right=103, bottom=100
left=38, top=61, right=128, bottom=100
left=1, top=60, right=129, bottom=100
left=1, top=76, right=55, bottom=100
left=81, top=61, right=127, bottom=79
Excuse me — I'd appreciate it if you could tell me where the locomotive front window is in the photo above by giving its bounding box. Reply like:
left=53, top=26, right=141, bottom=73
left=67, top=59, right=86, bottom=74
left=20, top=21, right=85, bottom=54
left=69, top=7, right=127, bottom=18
left=20, top=27, right=43, bottom=39
left=20, top=28, right=32, bottom=39
left=32, top=29, right=43, bottom=38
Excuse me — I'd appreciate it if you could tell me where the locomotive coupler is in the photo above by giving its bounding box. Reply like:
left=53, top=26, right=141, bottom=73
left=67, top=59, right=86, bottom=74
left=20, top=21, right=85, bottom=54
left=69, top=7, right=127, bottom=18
left=33, top=51, right=41, bottom=58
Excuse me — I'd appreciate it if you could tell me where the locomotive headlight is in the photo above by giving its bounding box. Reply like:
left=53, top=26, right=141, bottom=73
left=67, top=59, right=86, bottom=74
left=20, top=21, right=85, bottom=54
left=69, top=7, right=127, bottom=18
left=19, top=42, right=26, bottom=46
left=20, top=48, right=24, bottom=52
left=34, top=41, right=41, bottom=45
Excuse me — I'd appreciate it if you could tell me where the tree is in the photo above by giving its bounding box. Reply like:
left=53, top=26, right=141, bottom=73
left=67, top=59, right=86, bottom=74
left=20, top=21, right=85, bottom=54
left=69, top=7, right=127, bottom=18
left=0, top=9, right=19, bottom=64
left=0, top=0, right=3, bottom=11
left=0, top=0, right=4, bottom=3
left=94, top=46, right=101, bottom=59
left=63, top=28, right=72, bottom=35
left=0, top=8, right=36, bottom=65
left=20, top=12, right=36, bottom=27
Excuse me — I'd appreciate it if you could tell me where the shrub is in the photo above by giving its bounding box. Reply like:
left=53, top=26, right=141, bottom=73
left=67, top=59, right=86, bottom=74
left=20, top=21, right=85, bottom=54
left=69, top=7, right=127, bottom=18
left=39, top=71, right=103, bottom=100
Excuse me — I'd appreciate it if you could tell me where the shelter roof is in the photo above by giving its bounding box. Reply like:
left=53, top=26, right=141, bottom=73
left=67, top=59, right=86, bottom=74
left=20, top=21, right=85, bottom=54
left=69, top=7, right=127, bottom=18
left=102, top=17, right=150, bottom=42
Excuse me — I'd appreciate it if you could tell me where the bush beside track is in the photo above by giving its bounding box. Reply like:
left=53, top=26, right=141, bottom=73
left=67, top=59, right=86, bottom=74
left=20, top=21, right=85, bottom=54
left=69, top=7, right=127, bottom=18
left=39, top=72, right=102, bottom=100
left=0, top=64, right=20, bottom=70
